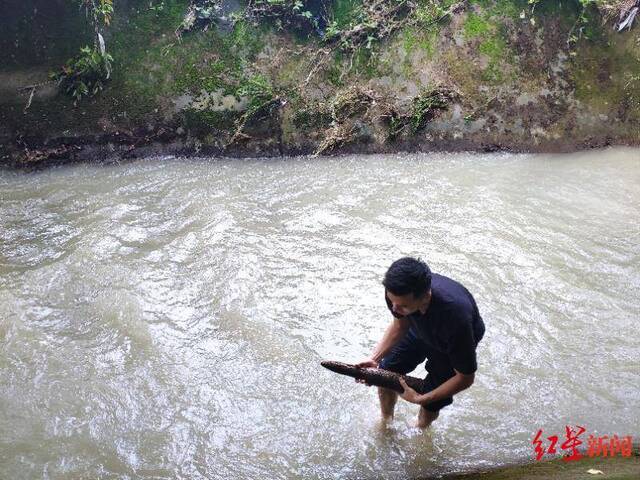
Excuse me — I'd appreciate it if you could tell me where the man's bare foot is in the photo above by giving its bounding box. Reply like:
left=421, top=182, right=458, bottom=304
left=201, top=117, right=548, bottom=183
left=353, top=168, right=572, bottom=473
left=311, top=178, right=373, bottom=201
left=415, top=420, right=433, bottom=429
left=376, top=415, right=394, bottom=430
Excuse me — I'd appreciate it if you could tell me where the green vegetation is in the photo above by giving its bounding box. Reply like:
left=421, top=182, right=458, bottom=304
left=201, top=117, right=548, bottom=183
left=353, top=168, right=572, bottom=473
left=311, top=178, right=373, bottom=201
left=130, top=67, right=280, bottom=139
left=461, top=10, right=513, bottom=83
left=48, top=1, right=115, bottom=102
left=400, top=0, right=453, bottom=57
left=528, top=0, right=633, bottom=18
left=103, top=1, right=269, bottom=122
left=44, top=0, right=638, bottom=108
left=291, top=105, right=333, bottom=130
left=410, top=89, right=450, bottom=132
left=324, top=0, right=366, bottom=39
left=236, top=74, right=276, bottom=113
left=51, top=46, right=113, bottom=105
left=183, top=108, right=237, bottom=132
left=330, top=0, right=360, bottom=28
left=470, top=0, right=523, bottom=18
left=402, top=27, right=439, bottom=57
left=170, top=19, right=267, bottom=97
left=463, top=12, right=492, bottom=39
left=326, top=52, right=346, bottom=87
left=415, top=0, right=460, bottom=25
left=351, top=46, right=384, bottom=78
left=525, top=0, right=636, bottom=43
left=75, top=0, right=114, bottom=28
left=245, top=0, right=321, bottom=36
left=3, top=0, right=639, bottom=158
left=323, top=0, right=430, bottom=52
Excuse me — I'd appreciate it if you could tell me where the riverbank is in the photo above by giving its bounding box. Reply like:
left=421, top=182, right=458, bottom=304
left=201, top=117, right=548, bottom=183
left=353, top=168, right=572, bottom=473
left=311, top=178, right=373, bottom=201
left=444, top=450, right=640, bottom=480
left=1, top=130, right=631, bottom=171
left=1, top=0, right=639, bottom=169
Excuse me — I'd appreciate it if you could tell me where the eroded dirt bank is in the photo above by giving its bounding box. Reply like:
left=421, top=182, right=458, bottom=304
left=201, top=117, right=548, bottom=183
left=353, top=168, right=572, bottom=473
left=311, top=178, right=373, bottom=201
left=1, top=0, right=639, bottom=168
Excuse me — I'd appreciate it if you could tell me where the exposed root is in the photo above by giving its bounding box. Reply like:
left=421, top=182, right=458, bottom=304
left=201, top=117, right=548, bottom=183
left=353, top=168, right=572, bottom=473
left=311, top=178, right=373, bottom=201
left=311, top=85, right=457, bottom=155
left=324, top=0, right=467, bottom=53
left=311, top=85, right=378, bottom=155
left=17, top=80, right=57, bottom=113
left=16, top=142, right=82, bottom=164
left=313, top=122, right=358, bottom=156
left=330, top=85, right=379, bottom=120
left=302, top=47, right=334, bottom=87
left=175, top=1, right=466, bottom=154
left=224, top=96, right=285, bottom=148
left=599, top=0, right=639, bottom=27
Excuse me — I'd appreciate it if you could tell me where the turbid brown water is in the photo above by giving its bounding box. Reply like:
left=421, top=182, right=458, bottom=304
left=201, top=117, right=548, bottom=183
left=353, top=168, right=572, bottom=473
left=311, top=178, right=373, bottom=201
left=1, top=148, right=639, bottom=479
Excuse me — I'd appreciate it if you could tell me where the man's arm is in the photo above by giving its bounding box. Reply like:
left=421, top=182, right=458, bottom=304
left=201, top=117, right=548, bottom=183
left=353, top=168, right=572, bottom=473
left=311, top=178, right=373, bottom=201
left=398, top=369, right=474, bottom=405
left=371, top=316, right=411, bottom=363
left=355, top=316, right=411, bottom=368
left=399, top=318, right=478, bottom=405
left=420, top=318, right=478, bottom=404
left=417, top=369, right=474, bottom=405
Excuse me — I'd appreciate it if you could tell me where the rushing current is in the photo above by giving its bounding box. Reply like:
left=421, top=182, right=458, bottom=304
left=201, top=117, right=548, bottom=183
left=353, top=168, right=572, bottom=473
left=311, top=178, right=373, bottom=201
left=1, top=148, right=639, bottom=479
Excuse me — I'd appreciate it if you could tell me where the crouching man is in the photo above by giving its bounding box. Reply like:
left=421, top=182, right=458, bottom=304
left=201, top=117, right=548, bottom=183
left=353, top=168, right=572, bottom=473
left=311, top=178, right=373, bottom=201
left=356, top=257, right=485, bottom=428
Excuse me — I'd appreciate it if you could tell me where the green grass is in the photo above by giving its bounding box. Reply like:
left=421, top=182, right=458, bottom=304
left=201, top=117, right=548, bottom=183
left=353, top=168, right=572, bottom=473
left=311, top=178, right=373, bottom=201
left=414, top=0, right=460, bottom=26
left=461, top=10, right=514, bottom=84
left=463, top=12, right=492, bottom=39
left=402, top=26, right=440, bottom=57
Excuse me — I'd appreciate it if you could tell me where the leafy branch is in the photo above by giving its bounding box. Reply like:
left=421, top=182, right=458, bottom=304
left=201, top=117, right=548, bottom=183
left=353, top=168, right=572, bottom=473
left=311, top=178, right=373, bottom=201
left=51, top=46, right=114, bottom=105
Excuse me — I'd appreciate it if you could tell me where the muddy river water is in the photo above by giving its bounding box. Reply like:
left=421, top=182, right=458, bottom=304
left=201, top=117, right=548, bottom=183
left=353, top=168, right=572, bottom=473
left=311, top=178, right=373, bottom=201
left=1, top=148, right=639, bottom=479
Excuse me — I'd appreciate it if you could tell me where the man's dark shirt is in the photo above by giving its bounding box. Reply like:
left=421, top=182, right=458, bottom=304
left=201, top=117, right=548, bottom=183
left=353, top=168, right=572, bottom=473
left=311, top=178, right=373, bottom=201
left=384, top=273, right=485, bottom=375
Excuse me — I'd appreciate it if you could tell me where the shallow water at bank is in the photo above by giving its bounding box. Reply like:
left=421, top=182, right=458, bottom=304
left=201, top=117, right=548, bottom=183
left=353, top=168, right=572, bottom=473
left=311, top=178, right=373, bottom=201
left=1, top=148, right=639, bottom=479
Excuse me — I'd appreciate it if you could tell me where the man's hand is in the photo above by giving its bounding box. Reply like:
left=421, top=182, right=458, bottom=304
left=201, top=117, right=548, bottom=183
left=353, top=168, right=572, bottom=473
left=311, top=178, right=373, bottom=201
left=355, top=358, right=378, bottom=369
left=354, top=358, right=378, bottom=386
left=398, top=377, right=425, bottom=404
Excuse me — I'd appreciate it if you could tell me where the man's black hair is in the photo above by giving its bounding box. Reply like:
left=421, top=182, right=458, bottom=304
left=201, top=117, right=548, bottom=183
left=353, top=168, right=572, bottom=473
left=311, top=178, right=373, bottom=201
left=382, top=257, right=432, bottom=298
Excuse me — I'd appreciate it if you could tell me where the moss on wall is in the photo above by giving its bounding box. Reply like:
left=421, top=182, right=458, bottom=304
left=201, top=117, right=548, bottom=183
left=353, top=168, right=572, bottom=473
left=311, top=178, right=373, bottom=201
left=1, top=0, right=639, bottom=163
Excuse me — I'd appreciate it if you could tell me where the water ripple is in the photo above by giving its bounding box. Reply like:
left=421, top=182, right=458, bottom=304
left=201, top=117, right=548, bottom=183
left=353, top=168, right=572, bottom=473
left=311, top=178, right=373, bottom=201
left=1, top=148, right=639, bottom=479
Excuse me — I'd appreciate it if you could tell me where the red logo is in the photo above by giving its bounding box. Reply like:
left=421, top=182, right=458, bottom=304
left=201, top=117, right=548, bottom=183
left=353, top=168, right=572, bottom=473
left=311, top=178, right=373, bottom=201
left=532, top=426, right=634, bottom=461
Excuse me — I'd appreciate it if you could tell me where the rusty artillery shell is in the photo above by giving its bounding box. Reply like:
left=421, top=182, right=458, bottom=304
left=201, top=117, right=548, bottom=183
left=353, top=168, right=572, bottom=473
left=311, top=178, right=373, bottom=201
left=320, top=360, right=424, bottom=393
